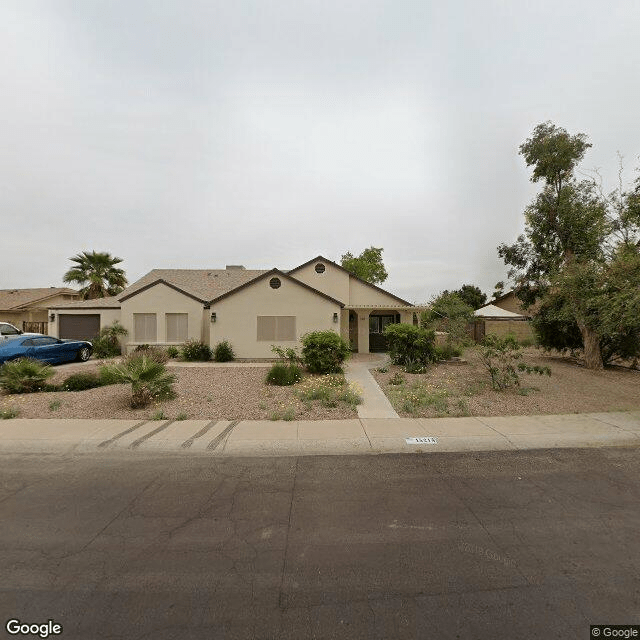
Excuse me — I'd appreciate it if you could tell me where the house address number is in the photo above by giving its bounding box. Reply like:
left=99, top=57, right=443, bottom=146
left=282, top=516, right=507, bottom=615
left=405, top=437, right=438, bottom=445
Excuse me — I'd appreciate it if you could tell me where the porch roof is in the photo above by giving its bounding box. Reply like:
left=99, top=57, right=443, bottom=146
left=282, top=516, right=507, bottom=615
left=344, top=304, right=429, bottom=311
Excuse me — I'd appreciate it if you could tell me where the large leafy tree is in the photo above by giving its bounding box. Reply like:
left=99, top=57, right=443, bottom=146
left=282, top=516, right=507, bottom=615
left=340, top=246, right=388, bottom=284
left=498, top=122, right=640, bottom=369
left=455, top=284, right=487, bottom=310
left=63, top=251, right=128, bottom=300
left=420, top=290, right=474, bottom=347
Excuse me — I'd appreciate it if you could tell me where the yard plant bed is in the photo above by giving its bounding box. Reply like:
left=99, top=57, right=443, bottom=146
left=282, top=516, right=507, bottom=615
left=371, top=347, right=640, bottom=418
left=0, top=365, right=359, bottom=421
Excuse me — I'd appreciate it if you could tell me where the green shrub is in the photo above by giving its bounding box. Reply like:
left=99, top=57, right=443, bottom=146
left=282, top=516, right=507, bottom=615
left=0, top=407, right=20, bottom=419
left=151, top=410, right=167, bottom=420
left=0, top=358, right=54, bottom=394
left=389, top=372, right=406, bottom=385
left=62, top=371, right=103, bottom=391
left=101, top=355, right=177, bottom=408
left=213, top=340, right=235, bottom=362
left=98, top=365, right=122, bottom=386
left=271, top=345, right=302, bottom=365
left=519, top=337, right=535, bottom=348
left=92, top=321, right=128, bottom=358
left=384, top=324, right=437, bottom=367
left=266, top=363, right=302, bottom=386
left=175, top=412, right=188, bottom=421
left=301, top=331, right=351, bottom=374
left=434, top=344, right=463, bottom=361
left=49, top=400, right=61, bottom=411
left=181, top=339, right=212, bottom=362
left=480, top=334, right=551, bottom=390
left=166, top=346, right=179, bottom=358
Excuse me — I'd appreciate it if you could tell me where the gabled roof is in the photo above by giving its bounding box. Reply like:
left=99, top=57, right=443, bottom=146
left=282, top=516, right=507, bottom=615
left=210, top=269, right=345, bottom=307
left=474, top=304, right=525, bottom=318
left=287, top=255, right=413, bottom=306
left=488, top=290, right=515, bottom=305
left=116, top=268, right=269, bottom=303
left=0, top=287, right=79, bottom=310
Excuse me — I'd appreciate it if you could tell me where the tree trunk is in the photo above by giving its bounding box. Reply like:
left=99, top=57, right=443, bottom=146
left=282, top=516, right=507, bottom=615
left=578, top=322, right=603, bottom=370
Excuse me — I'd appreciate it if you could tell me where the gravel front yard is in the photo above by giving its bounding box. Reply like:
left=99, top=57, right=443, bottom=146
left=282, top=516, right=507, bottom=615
left=0, top=365, right=359, bottom=421
left=371, top=348, right=640, bottom=418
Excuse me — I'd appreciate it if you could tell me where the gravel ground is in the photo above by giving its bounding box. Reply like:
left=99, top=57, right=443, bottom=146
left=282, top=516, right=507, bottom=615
left=371, top=347, right=640, bottom=418
left=0, top=365, right=358, bottom=421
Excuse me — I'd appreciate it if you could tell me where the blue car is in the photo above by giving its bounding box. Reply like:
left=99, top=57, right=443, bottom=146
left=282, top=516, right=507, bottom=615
left=0, top=336, right=93, bottom=365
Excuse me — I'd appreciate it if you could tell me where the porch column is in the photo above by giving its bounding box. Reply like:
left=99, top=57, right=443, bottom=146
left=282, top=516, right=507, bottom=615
left=357, top=309, right=370, bottom=354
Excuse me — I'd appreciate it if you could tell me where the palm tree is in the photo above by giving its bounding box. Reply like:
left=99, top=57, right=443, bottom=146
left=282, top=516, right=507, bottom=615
left=63, top=251, right=128, bottom=300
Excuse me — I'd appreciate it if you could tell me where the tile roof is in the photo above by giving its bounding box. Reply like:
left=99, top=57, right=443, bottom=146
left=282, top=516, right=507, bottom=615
left=0, top=287, right=79, bottom=310
left=474, top=304, right=525, bottom=318
left=48, top=296, right=121, bottom=309
left=118, top=269, right=270, bottom=303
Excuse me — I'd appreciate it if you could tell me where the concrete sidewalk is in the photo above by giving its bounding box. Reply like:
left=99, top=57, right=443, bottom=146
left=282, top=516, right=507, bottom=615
left=1, top=411, right=639, bottom=456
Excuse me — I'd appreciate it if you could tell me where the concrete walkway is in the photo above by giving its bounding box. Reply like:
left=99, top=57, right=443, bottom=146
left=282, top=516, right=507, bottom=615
left=344, top=353, right=399, bottom=419
left=1, top=411, right=639, bottom=456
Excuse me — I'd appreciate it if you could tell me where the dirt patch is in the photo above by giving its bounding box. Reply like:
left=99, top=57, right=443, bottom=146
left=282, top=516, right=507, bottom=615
left=371, top=347, right=640, bottom=418
left=0, top=365, right=358, bottom=421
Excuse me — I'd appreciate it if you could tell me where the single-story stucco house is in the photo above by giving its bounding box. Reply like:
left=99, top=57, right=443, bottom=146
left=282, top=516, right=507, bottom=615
left=0, top=287, right=80, bottom=335
left=48, top=256, right=421, bottom=357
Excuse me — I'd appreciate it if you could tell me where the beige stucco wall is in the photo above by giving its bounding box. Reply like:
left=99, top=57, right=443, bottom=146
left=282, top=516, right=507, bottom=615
left=290, top=261, right=350, bottom=303
left=210, top=276, right=341, bottom=359
left=484, top=319, right=535, bottom=341
left=47, top=308, right=122, bottom=340
left=120, top=283, right=205, bottom=352
left=348, top=278, right=406, bottom=307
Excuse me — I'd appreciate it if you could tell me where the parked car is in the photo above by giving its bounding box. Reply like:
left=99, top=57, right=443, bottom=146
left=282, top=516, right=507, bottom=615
left=0, top=322, right=38, bottom=340
left=0, top=336, right=92, bottom=365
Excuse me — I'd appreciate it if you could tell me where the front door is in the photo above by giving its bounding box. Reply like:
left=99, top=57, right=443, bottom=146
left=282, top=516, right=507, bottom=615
left=369, top=315, right=397, bottom=352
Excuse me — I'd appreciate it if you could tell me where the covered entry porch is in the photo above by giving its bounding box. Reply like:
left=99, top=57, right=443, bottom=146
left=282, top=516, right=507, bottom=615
left=341, top=305, right=425, bottom=354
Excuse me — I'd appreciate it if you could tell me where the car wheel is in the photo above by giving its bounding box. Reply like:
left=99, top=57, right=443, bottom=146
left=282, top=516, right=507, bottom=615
left=77, top=347, right=92, bottom=362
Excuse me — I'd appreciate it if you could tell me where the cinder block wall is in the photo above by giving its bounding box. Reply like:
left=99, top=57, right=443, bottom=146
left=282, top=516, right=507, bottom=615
left=484, top=320, right=535, bottom=341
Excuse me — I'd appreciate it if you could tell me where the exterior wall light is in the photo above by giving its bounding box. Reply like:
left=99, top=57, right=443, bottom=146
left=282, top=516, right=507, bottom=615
left=49, top=313, right=55, bottom=321
left=211, top=312, right=217, bottom=323
left=333, top=312, right=338, bottom=323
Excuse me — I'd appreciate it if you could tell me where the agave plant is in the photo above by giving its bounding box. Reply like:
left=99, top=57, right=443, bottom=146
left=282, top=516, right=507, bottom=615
left=101, top=354, right=176, bottom=408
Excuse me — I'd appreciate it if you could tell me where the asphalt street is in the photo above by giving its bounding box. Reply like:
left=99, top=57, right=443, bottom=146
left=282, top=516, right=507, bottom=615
left=1, top=447, right=639, bottom=639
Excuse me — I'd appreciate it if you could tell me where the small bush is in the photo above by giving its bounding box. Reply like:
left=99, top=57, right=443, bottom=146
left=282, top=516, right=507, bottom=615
left=519, top=337, right=535, bottom=348
left=131, top=345, right=169, bottom=364
left=480, top=334, right=551, bottom=390
left=49, top=400, right=62, bottom=411
left=271, top=345, right=302, bottom=365
left=434, top=344, right=463, bottom=361
left=166, top=346, right=179, bottom=358
left=151, top=410, right=167, bottom=421
left=0, top=358, right=54, bottom=394
left=181, top=339, right=212, bottom=362
left=213, top=340, right=235, bottom=362
left=62, top=371, right=103, bottom=391
left=92, top=321, right=128, bottom=358
left=266, top=363, right=302, bottom=386
left=101, top=355, right=177, bottom=408
left=301, top=331, right=351, bottom=374
left=0, top=407, right=20, bottom=419
left=175, top=412, right=188, bottom=421
left=389, top=372, right=406, bottom=385
left=384, top=324, right=437, bottom=367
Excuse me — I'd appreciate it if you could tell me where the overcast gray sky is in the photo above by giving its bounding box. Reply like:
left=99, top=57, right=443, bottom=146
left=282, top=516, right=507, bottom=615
left=2, top=0, right=639, bottom=303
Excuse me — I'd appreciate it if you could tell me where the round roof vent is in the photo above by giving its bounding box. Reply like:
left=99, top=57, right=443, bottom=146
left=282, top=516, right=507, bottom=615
left=315, top=263, right=326, bottom=273
left=269, top=277, right=281, bottom=289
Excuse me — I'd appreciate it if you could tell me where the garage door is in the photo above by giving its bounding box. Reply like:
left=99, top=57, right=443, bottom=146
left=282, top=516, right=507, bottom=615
left=58, top=315, right=100, bottom=340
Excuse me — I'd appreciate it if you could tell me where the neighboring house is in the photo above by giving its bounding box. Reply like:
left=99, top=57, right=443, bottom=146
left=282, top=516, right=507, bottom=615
left=0, top=288, right=80, bottom=334
left=473, top=303, right=534, bottom=341
left=490, top=290, right=535, bottom=316
left=48, top=256, right=420, bottom=357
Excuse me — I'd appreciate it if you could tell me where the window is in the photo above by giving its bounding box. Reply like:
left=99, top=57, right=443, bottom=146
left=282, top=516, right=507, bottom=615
left=369, top=315, right=396, bottom=333
left=166, top=313, right=188, bottom=342
left=134, top=313, right=157, bottom=342
left=257, top=316, right=296, bottom=341
left=315, top=263, right=326, bottom=273
left=0, top=323, right=20, bottom=335
left=269, top=277, right=281, bottom=289
left=32, top=337, right=57, bottom=346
